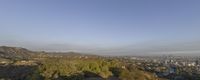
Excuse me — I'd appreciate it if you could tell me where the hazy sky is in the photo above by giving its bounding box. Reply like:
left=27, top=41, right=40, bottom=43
left=0, top=0, right=200, bottom=55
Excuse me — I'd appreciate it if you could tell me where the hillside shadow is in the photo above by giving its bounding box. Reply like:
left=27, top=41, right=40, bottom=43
left=109, top=67, right=122, bottom=77
left=55, top=71, right=103, bottom=80
left=0, top=64, right=44, bottom=80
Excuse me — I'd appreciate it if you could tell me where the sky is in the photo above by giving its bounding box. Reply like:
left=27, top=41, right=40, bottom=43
left=0, top=0, right=200, bottom=55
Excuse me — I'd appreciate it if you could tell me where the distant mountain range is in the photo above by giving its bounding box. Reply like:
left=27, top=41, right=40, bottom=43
left=0, top=46, right=98, bottom=60
left=0, top=46, right=34, bottom=59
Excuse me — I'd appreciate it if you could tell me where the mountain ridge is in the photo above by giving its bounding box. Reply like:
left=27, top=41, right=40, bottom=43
left=0, top=46, right=98, bottom=60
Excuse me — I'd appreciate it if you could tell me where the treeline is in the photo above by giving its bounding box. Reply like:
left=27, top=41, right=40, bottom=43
left=32, top=57, right=161, bottom=80
left=0, top=57, right=164, bottom=80
left=0, top=46, right=164, bottom=80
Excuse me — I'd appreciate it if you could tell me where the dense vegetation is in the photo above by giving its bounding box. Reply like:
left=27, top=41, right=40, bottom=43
left=0, top=57, right=161, bottom=80
left=0, top=46, right=163, bottom=80
left=31, top=57, right=160, bottom=80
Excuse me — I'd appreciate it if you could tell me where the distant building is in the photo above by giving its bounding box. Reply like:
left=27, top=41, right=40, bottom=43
left=169, top=67, right=176, bottom=74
